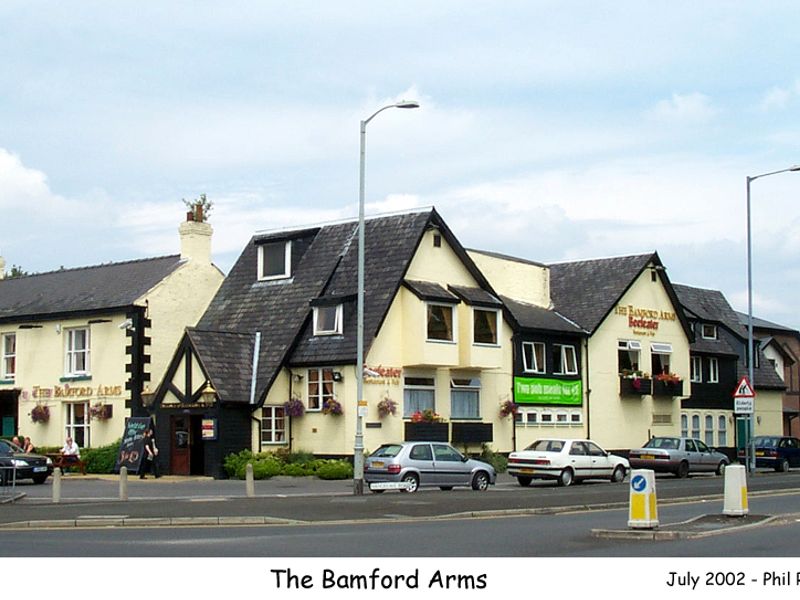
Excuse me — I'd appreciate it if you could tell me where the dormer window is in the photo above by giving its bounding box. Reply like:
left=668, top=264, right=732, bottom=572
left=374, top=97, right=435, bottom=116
left=701, top=324, right=717, bottom=340
left=313, top=305, right=343, bottom=336
left=258, top=240, right=291, bottom=280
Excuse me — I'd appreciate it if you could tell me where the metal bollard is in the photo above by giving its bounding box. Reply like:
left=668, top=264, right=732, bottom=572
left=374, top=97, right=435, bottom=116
left=52, top=468, right=61, bottom=504
left=245, top=463, right=255, bottom=498
left=119, top=466, right=129, bottom=501
left=723, top=463, right=749, bottom=516
left=628, top=469, right=658, bottom=529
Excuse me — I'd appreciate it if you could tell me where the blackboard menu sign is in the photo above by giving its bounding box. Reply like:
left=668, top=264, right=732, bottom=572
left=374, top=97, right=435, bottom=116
left=115, top=417, right=152, bottom=474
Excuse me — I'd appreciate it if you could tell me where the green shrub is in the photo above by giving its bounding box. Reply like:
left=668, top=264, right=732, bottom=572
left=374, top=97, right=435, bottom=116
left=479, top=444, right=508, bottom=474
left=281, top=463, right=310, bottom=477
left=83, top=439, right=121, bottom=473
left=224, top=449, right=255, bottom=478
left=250, top=459, right=282, bottom=480
left=316, top=460, right=353, bottom=480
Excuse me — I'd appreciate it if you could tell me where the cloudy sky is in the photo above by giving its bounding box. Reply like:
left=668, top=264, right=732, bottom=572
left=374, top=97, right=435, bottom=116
left=1, top=2, right=799, bottom=327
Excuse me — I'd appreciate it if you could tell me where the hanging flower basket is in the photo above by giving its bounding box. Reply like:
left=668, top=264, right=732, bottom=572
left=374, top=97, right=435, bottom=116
left=322, top=399, right=343, bottom=416
left=89, top=402, right=113, bottom=421
left=377, top=396, right=397, bottom=418
left=499, top=399, right=519, bottom=418
left=31, top=404, right=50, bottom=424
left=284, top=397, right=305, bottom=418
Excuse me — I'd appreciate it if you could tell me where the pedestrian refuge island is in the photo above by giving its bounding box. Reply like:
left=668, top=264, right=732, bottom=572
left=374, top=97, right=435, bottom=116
left=628, top=469, right=658, bottom=529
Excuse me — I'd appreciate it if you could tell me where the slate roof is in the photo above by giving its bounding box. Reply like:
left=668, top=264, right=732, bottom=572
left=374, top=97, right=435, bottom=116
left=548, top=253, right=685, bottom=334
left=186, top=329, right=256, bottom=405
left=448, top=285, right=502, bottom=307
left=190, top=209, right=495, bottom=402
left=734, top=311, right=800, bottom=335
left=403, top=280, right=460, bottom=303
left=500, top=295, right=586, bottom=335
left=0, top=256, right=184, bottom=322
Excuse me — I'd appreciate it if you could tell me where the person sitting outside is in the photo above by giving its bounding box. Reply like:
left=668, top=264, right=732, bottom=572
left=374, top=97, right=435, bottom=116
left=23, top=437, right=35, bottom=453
left=60, top=436, right=81, bottom=474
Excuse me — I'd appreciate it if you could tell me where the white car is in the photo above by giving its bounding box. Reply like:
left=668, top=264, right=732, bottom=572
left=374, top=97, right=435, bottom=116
left=507, top=438, right=629, bottom=487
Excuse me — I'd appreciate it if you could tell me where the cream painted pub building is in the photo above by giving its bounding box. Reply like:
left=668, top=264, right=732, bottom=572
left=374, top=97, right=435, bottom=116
left=0, top=216, right=223, bottom=449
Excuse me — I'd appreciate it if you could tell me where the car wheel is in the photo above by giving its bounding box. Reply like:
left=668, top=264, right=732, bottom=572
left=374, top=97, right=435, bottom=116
left=716, top=461, right=728, bottom=476
left=400, top=473, right=419, bottom=493
left=557, top=468, right=574, bottom=487
left=472, top=471, right=490, bottom=491
left=439, top=486, right=454, bottom=491
left=675, top=461, right=690, bottom=478
left=777, top=459, right=790, bottom=473
left=32, top=474, right=48, bottom=485
left=610, top=465, right=626, bottom=483
left=516, top=476, right=532, bottom=487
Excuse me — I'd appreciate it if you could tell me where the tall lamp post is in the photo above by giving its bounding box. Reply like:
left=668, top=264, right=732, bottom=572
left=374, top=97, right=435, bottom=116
left=354, top=100, right=419, bottom=495
left=745, top=164, right=799, bottom=472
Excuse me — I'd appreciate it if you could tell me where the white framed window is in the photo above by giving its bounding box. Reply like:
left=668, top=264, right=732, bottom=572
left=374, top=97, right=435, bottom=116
left=618, top=340, right=642, bottom=374
left=718, top=415, right=727, bottom=446
left=257, top=240, right=292, bottom=281
left=403, top=376, right=435, bottom=417
left=1, top=333, right=16, bottom=380
left=426, top=303, right=455, bottom=342
left=552, top=344, right=578, bottom=375
left=525, top=411, right=539, bottom=425
left=569, top=411, right=583, bottom=425
left=65, top=402, right=90, bottom=448
left=65, top=328, right=90, bottom=376
left=651, top=342, right=672, bottom=376
left=708, top=357, right=719, bottom=383
left=701, top=324, right=718, bottom=340
left=691, top=414, right=700, bottom=439
left=690, top=356, right=702, bottom=383
left=307, top=368, right=335, bottom=411
left=681, top=413, right=688, bottom=438
left=704, top=414, right=714, bottom=446
left=261, top=406, right=286, bottom=444
left=450, top=378, right=480, bottom=419
left=473, top=308, right=499, bottom=345
left=555, top=411, right=569, bottom=425
left=522, top=342, right=545, bottom=373
left=540, top=412, right=554, bottom=425
left=313, top=305, right=343, bottom=336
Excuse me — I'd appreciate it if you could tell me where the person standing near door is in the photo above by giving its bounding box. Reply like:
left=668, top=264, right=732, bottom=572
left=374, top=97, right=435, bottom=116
left=140, top=428, right=160, bottom=479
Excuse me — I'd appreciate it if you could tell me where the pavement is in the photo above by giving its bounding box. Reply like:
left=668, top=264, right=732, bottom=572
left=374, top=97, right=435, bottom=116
left=0, top=471, right=796, bottom=539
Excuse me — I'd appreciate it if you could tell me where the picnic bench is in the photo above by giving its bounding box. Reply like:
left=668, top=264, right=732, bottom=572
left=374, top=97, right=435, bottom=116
left=47, top=453, right=87, bottom=475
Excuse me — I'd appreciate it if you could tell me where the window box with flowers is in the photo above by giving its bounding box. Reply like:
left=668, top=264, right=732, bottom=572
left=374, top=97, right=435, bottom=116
left=405, top=409, right=448, bottom=441
left=619, top=371, right=652, bottom=396
left=652, top=373, right=684, bottom=397
left=322, top=398, right=343, bottom=416
left=31, top=404, right=50, bottom=424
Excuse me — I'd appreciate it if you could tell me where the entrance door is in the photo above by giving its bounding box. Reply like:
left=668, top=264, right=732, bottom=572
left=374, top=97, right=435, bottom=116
left=170, top=415, right=191, bottom=475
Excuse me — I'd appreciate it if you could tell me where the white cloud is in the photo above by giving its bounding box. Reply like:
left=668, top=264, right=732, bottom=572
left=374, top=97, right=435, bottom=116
left=760, top=86, right=792, bottom=111
left=647, top=93, right=717, bottom=123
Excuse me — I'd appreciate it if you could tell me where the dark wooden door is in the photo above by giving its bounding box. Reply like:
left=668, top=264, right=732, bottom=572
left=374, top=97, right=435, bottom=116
left=170, top=415, right=191, bottom=475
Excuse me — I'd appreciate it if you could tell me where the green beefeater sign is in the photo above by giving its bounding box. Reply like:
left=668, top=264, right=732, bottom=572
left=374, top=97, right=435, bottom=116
left=514, top=377, right=582, bottom=405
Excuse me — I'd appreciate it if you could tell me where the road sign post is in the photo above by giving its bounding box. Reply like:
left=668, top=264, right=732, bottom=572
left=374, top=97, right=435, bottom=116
left=733, top=376, right=756, bottom=472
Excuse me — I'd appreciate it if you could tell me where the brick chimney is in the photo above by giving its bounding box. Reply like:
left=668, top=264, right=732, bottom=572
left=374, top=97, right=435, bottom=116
left=179, top=214, right=213, bottom=263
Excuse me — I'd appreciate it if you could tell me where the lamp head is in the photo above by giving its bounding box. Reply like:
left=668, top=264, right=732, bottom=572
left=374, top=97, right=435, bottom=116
left=394, top=100, right=420, bottom=109
left=790, top=165, right=800, bottom=172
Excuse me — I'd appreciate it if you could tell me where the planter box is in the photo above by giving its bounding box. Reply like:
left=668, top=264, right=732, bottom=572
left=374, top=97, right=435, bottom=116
left=404, top=422, right=449, bottom=442
left=652, top=380, right=684, bottom=397
left=451, top=422, right=493, bottom=444
left=619, top=376, right=652, bottom=396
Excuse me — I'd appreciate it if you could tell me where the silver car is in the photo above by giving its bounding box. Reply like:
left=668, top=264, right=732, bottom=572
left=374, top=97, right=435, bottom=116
left=364, top=441, right=496, bottom=492
left=628, top=436, right=729, bottom=478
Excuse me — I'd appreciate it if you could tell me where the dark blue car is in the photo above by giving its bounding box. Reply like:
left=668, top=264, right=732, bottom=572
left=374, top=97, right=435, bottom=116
left=740, top=436, right=800, bottom=472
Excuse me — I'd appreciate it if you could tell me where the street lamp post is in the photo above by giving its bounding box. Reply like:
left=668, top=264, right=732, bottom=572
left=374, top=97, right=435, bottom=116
left=745, top=164, right=800, bottom=472
left=354, top=100, right=419, bottom=495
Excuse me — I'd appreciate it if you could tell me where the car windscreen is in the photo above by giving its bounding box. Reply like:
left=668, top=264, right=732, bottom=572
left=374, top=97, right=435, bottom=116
left=524, top=440, right=564, bottom=452
left=752, top=437, right=779, bottom=448
left=643, top=437, right=680, bottom=450
left=370, top=445, right=403, bottom=458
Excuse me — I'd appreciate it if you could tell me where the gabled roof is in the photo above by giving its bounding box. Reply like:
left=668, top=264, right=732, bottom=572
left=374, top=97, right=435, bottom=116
left=734, top=311, right=800, bottom=338
left=188, top=208, right=497, bottom=403
left=0, top=255, right=184, bottom=323
left=187, top=329, right=256, bottom=405
left=548, top=252, right=691, bottom=337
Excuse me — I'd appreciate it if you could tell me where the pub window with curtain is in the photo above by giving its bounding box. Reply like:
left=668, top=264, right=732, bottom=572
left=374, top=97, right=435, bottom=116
left=473, top=308, right=498, bottom=345
left=427, top=303, right=454, bottom=342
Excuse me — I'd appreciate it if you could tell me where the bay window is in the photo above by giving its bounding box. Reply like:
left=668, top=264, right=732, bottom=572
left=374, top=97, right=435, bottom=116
left=427, top=303, right=454, bottom=342
left=473, top=308, right=499, bottom=345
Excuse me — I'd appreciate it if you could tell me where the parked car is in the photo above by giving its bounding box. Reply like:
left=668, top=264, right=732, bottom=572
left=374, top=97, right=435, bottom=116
left=507, top=438, right=629, bottom=487
left=628, top=436, right=729, bottom=478
left=364, top=441, right=496, bottom=492
left=0, top=439, right=54, bottom=484
left=737, top=436, right=800, bottom=472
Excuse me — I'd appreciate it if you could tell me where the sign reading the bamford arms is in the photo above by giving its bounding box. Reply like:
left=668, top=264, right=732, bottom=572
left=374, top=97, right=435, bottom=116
left=30, top=384, right=124, bottom=399
left=614, top=305, right=676, bottom=337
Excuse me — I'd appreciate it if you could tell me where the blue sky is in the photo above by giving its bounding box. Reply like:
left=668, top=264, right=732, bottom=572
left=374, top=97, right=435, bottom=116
left=1, top=2, right=799, bottom=327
